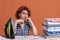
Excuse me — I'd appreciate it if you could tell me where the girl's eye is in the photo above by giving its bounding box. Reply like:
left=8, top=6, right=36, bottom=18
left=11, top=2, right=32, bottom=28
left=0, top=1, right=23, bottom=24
left=23, top=13, right=28, bottom=15
left=23, top=13, right=25, bottom=14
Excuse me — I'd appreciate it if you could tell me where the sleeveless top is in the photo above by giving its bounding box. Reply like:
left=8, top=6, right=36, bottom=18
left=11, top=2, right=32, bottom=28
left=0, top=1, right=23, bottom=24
left=15, top=21, right=31, bottom=36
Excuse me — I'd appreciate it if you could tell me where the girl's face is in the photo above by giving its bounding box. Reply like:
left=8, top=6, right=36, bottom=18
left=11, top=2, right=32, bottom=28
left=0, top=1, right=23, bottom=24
left=19, top=10, right=29, bottom=20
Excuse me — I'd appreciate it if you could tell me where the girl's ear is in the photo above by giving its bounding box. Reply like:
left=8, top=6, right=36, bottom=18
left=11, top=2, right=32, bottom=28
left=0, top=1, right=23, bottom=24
left=18, top=13, right=20, bottom=16
left=18, top=13, right=21, bottom=19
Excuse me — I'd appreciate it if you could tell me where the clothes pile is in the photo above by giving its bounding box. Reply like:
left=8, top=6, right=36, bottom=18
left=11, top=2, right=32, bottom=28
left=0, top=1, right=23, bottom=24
left=42, top=18, right=60, bottom=37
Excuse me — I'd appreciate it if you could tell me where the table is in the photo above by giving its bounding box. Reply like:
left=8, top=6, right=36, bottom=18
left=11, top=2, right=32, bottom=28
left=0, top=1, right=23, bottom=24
left=0, top=36, right=60, bottom=40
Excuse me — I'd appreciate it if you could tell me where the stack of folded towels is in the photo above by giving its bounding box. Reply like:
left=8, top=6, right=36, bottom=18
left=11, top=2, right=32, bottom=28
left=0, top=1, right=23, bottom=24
left=42, top=18, right=60, bottom=37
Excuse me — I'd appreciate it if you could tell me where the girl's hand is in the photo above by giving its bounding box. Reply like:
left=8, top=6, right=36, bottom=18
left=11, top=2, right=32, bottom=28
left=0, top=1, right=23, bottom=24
left=19, top=19, right=24, bottom=24
left=27, top=18, right=31, bottom=22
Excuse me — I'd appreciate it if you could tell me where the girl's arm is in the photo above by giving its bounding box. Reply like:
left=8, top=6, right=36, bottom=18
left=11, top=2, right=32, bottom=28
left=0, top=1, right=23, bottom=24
left=28, top=18, right=38, bottom=35
left=14, top=19, right=24, bottom=34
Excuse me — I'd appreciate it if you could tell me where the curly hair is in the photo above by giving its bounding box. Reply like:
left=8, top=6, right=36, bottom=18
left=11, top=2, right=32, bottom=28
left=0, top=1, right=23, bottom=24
left=16, top=6, right=31, bottom=19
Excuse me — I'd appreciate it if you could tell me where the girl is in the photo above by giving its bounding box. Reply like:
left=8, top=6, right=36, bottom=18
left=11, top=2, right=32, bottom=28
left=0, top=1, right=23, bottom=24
left=14, top=6, right=37, bottom=36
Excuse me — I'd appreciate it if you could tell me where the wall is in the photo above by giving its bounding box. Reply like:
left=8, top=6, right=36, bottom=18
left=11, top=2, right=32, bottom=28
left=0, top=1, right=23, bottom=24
left=0, top=0, right=60, bottom=36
